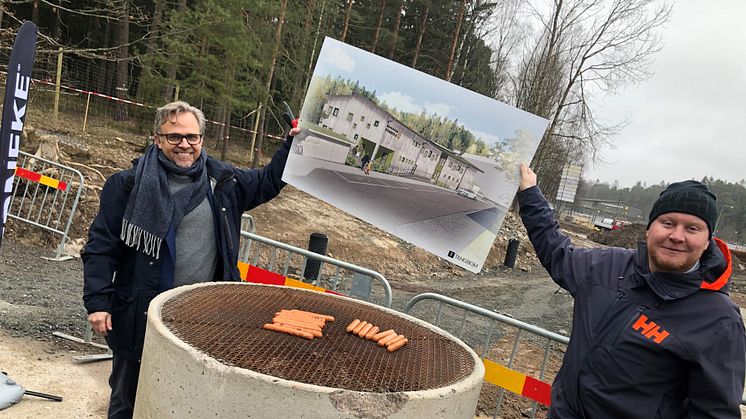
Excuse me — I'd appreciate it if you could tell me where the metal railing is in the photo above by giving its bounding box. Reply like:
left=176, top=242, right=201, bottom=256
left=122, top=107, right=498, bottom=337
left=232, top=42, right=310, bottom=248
left=404, top=293, right=746, bottom=415
left=8, top=150, right=84, bottom=260
left=52, top=325, right=112, bottom=363
left=239, top=230, right=392, bottom=308
left=404, top=292, right=568, bottom=418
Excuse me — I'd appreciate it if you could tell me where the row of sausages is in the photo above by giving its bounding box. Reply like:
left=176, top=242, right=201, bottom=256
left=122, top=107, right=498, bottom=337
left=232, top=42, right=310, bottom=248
left=346, top=319, right=409, bottom=353
left=262, top=309, right=335, bottom=340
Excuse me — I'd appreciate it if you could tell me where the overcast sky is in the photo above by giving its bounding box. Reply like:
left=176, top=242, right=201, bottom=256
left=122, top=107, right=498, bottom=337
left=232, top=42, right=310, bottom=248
left=584, top=0, right=746, bottom=188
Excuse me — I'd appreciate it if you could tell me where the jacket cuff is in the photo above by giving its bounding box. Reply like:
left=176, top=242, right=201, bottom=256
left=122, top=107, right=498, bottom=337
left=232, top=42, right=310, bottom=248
left=517, top=185, right=542, bottom=204
left=84, top=294, right=112, bottom=314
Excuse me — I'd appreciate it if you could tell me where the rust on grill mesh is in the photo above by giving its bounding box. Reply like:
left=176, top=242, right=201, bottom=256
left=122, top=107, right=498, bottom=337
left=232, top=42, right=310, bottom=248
left=160, top=284, right=475, bottom=392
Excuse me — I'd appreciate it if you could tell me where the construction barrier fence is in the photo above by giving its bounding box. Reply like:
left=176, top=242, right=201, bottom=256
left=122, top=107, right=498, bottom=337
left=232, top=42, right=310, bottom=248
left=1, top=48, right=288, bottom=160
left=238, top=230, right=393, bottom=308
left=403, top=292, right=746, bottom=416
left=404, top=292, right=568, bottom=418
left=8, top=150, right=83, bottom=259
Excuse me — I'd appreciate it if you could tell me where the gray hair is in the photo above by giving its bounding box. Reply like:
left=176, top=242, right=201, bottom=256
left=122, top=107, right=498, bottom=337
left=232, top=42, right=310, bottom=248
left=154, top=101, right=207, bottom=135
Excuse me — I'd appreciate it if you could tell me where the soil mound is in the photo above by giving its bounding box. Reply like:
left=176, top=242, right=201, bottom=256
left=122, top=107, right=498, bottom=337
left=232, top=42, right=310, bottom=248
left=587, top=224, right=647, bottom=249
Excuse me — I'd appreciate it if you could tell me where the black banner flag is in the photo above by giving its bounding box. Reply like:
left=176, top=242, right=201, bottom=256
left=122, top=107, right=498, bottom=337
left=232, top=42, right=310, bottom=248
left=0, top=22, right=38, bottom=248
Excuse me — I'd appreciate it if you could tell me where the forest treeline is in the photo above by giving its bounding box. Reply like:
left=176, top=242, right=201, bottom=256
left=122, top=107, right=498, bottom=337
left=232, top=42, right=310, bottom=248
left=579, top=177, right=746, bottom=243
left=1, top=0, right=670, bottom=195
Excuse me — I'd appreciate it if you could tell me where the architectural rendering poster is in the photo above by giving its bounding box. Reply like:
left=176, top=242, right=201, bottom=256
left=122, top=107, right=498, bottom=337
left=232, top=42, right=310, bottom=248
left=283, top=37, right=549, bottom=272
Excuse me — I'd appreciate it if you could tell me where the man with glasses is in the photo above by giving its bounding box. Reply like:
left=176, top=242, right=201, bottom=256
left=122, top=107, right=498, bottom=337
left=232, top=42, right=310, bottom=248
left=82, top=101, right=300, bottom=418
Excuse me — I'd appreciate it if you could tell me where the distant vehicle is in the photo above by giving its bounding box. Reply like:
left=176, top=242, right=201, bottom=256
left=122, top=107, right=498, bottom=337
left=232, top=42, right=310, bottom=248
left=457, top=189, right=478, bottom=200
left=593, top=215, right=628, bottom=230
left=611, top=220, right=630, bottom=230
left=594, top=216, right=615, bottom=230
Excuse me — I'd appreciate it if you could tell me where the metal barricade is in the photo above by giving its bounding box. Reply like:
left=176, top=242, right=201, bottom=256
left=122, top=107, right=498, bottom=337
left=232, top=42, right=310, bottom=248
left=405, top=293, right=746, bottom=414
left=240, top=213, right=256, bottom=234
left=404, top=292, right=568, bottom=418
left=8, top=150, right=84, bottom=260
left=239, top=230, right=393, bottom=308
left=52, top=326, right=112, bottom=363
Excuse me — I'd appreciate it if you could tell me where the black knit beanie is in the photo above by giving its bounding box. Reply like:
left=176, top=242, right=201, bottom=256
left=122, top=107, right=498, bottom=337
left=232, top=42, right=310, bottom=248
left=647, top=180, right=718, bottom=238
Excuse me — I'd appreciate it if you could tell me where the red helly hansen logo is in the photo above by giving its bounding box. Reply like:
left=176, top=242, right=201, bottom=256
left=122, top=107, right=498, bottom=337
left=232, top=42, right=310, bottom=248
left=632, top=314, right=669, bottom=344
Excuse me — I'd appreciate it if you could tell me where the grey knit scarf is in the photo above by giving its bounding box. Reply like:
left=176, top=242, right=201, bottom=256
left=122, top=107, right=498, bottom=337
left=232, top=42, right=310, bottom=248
left=120, top=144, right=209, bottom=259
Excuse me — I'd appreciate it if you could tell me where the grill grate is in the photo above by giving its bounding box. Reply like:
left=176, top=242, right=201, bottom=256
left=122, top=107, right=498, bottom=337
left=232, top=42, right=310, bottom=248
left=160, top=284, right=475, bottom=392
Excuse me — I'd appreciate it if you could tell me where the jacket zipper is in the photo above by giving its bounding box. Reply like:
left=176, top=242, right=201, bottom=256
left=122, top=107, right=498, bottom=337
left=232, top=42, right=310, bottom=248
left=592, top=289, right=627, bottom=338
left=574, top=288, right=626, bottom=416
left=215, top=174, right=236, bottom=279
left=222, top=210, right=234, bottom=257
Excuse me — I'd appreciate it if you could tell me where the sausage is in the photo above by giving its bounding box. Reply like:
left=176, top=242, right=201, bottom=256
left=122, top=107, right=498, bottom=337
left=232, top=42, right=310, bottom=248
left=272, top=316, right=323, bottom=330
left=378, top=332, right=399, bottom=347
left=272, top=318, right=322, bottom=332
left=352, top=321, right=368, bottom=335
left=280, top=309, right=332, bottom=323
left=273, top=322, right=323, bottom=338
left=357, top=323, right=374, bottom=338
left=263, top=323, right=314, bottom=340
left=387, top=338, right=408, bottom=352
left=274, top=312, right=323, bottom=324
left=275, top=312, right=326, bottom=327
left=385, top=334, right=406, bottom=347
left=364, top=326, right=380, bottom=340
left=372, top=329, right=395, bottom=342
left=346, top=319, right=361, bottom=332
left=279, top=309, right=326, bottom=319
left=288, top=309, right=335, bottom=322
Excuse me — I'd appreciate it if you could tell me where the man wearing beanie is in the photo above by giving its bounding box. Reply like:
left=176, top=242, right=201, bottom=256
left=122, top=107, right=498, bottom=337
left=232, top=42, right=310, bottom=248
left=517, top=163, right=745, bottom=418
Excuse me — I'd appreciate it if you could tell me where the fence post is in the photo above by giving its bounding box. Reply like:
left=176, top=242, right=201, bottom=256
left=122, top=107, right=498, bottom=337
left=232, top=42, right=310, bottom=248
left=304, top=232, right=328, bottom=282
left=504, top=238, right=520, bottom=268
left=82, top=92, right=91, bottom=133
left=53, top=47, right=63, bottom=121
left=249, top=104, right=261, bottom=163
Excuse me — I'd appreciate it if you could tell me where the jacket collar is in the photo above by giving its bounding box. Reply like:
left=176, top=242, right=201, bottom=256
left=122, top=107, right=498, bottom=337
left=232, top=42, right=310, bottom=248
left=205, top=155, right=233, bottom=178
left=635, top=237, right=731, bottom=301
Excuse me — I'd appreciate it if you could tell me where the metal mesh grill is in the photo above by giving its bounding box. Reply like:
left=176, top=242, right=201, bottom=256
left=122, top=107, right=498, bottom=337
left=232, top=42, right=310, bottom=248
left=160, top=284, right=475, bottom=392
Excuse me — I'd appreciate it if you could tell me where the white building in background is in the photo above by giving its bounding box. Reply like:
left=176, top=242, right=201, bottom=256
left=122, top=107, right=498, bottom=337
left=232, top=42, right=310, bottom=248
left=318, top=93, right=481, bottom=191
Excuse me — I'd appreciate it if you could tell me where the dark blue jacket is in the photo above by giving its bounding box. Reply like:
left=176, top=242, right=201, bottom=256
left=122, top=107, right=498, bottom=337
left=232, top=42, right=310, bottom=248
left=82, top=138, right=291, bottom=359
left=518, top=186, right=745, bottom=418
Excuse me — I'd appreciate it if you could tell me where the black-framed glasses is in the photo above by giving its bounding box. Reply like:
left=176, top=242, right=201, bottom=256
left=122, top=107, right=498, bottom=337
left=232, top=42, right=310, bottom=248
left=157, top=133, right=203, bottom=145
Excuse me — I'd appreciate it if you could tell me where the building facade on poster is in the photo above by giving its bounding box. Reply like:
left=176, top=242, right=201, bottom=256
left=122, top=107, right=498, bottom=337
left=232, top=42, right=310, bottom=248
left=317, top=93, right=482, bottom=192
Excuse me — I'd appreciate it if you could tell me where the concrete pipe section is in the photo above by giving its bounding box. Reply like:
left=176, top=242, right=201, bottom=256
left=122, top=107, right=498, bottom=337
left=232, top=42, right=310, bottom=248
left=134, top=282, right=484, bottom=418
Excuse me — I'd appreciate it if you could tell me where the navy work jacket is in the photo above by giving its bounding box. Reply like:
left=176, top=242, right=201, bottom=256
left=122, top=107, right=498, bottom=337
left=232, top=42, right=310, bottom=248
left=518, top=186, right=745, bottom=418
left=82, top=138, right=291, bottom=359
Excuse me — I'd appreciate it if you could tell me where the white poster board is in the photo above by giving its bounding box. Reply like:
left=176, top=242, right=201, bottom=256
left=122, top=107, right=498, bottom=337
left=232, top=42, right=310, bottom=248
left=283, top=38, right=549, bottom=272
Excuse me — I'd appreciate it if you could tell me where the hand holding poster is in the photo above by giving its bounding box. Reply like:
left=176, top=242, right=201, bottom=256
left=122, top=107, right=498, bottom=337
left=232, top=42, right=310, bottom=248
left=283, top=38, right=549, bottom=272
left=0, top=22, right=38, bottom=249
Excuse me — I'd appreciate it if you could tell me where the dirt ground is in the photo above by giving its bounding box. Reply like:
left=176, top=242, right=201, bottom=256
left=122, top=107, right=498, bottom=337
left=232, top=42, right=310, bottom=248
left=2, top=113, right=746, bottom=418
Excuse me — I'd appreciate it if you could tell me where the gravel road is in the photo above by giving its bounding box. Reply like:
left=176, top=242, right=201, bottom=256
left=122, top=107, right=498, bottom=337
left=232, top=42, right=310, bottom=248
left=1, top=235, right=743, bottom=419
left=0, top=238, right=89, bottom=340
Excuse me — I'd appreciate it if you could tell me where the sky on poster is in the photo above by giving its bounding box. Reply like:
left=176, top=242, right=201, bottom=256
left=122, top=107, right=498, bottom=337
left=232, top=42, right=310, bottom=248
left=314, top=37, right=549, bottom=146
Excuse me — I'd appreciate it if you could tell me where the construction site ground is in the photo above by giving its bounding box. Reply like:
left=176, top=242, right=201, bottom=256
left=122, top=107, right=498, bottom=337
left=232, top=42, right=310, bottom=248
left=1, top=113, right=745, bottom=418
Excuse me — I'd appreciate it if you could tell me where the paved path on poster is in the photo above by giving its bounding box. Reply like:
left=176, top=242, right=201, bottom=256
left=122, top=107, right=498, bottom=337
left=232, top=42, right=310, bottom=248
left=283, top=156, right=509, bottom=269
